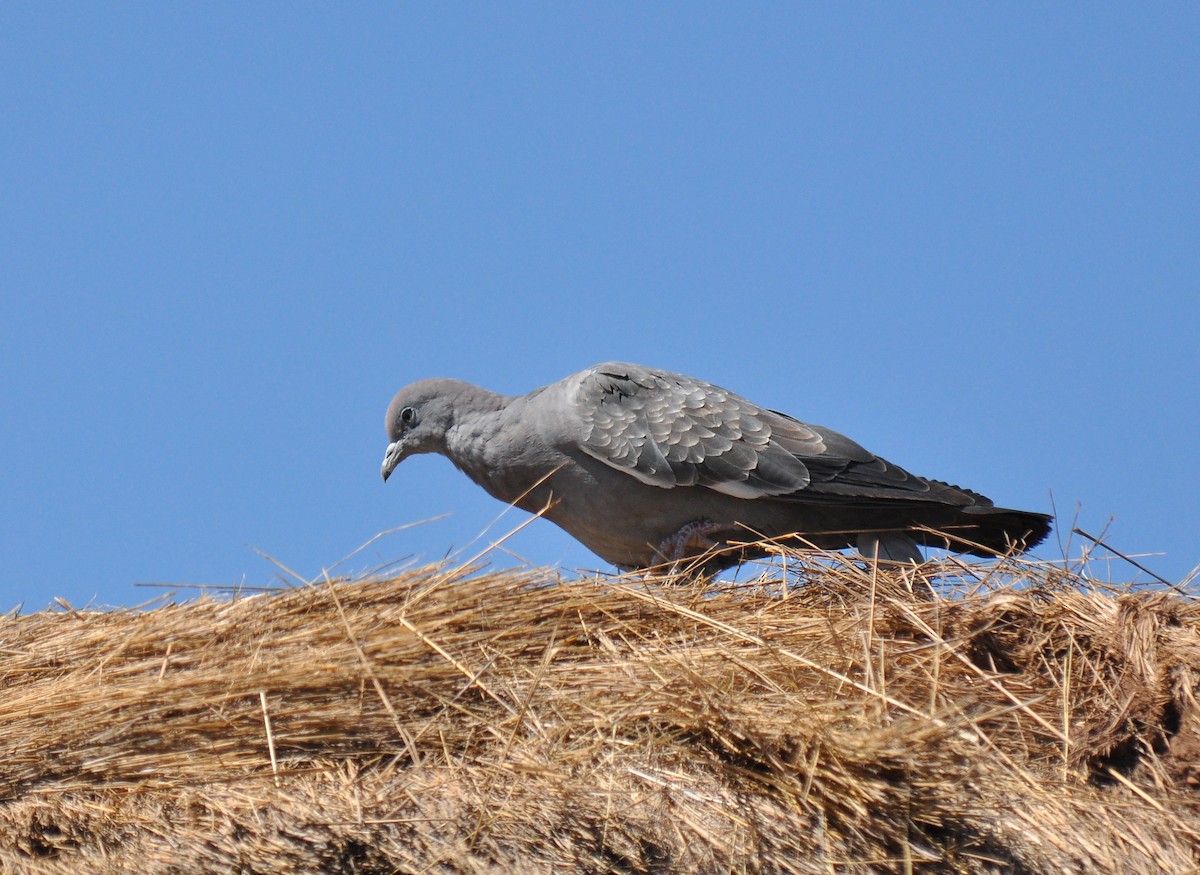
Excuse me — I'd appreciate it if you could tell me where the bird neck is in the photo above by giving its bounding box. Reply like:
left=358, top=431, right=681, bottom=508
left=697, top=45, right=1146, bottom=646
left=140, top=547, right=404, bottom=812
left=442, top=386, right=508, bottom=473
left=442, top=388, right=550, bottom=506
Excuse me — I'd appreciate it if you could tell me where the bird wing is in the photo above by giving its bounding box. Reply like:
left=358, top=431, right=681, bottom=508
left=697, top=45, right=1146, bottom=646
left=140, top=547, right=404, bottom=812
left=572, top=363, right=939, bottom=501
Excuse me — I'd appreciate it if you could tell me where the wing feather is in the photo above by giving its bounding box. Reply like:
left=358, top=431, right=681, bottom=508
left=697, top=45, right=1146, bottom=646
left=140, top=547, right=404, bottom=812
left=572, top=362, right=941, bottom=502
left=574, top=363, right=810, bottom=495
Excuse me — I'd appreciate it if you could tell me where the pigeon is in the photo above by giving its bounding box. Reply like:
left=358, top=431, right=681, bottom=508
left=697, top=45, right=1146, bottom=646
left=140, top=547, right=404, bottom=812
left=381, top=362, right=1051, bottom=573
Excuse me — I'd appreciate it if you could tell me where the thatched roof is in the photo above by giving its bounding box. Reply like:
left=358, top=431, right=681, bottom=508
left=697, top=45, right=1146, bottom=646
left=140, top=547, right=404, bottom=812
left=2, top=551, right=1198, bottom=873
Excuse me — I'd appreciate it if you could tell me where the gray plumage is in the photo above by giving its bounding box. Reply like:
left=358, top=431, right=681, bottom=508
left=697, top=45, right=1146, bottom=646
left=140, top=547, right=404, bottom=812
left=381, top=362, right=1051, bottom=573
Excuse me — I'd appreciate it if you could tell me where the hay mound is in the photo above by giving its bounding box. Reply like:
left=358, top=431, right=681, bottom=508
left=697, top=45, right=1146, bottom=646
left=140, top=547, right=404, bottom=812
left=2, top=552, right=1199, bottom=873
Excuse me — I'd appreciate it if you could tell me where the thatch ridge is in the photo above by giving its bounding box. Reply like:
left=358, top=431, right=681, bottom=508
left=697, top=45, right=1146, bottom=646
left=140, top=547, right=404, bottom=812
left=2, top=552, right=1199, bottom=873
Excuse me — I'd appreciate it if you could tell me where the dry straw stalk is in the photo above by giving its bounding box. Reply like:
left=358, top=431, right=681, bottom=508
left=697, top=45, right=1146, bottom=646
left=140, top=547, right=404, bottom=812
left=1, top=549, right=1199, bottom=873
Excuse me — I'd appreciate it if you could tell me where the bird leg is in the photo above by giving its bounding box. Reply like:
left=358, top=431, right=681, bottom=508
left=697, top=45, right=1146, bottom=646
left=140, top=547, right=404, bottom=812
left=857, top=532, right=935, bottom=599
left=653, top=519, right=725, bottom=571
left=857, top=532, right=924, bottom=565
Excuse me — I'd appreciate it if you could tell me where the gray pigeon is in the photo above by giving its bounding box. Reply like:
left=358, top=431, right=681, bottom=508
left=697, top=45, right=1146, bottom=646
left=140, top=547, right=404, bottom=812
left=381, top=362, right=1051, bottom=573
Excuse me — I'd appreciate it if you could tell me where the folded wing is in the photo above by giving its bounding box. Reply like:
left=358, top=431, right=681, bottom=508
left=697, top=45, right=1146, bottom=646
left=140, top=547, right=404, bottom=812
left=573, top=362, right=960, bottom=505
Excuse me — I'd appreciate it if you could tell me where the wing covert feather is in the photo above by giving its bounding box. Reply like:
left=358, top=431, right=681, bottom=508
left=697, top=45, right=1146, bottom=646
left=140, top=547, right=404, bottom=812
left=572, top=362, right=937, bottom=501
left=573, top=364, right=811, bottom=495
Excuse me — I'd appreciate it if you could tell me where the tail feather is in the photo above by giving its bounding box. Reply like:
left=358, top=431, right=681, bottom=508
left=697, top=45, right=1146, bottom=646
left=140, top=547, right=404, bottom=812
left=926, top=507, right=1052, bottom=557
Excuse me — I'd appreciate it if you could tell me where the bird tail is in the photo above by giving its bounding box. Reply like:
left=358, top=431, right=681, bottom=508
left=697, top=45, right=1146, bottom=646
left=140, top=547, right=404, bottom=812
left=923, top=507, right=1053, bottom=557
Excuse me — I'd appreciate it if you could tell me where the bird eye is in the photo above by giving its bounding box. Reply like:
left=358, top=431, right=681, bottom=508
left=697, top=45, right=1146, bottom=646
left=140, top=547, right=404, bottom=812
left=400, top=406, right=417, bottom=426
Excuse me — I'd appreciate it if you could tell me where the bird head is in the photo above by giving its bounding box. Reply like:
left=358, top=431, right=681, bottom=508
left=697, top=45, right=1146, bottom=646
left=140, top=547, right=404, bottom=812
left=381, top=379, right=467, bottom=481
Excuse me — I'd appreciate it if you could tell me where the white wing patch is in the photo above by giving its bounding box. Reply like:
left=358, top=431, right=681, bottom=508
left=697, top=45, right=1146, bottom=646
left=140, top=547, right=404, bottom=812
left=708, top=479, right=770, bottom=499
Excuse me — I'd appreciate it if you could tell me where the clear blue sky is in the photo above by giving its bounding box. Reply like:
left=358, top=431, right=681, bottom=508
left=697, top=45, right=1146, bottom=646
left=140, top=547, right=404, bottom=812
left=3, top=5, right=1197, bottom=608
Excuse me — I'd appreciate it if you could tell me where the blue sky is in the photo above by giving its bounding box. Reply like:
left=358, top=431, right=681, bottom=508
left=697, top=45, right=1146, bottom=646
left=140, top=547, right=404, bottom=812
left=2, top=5, right=1197, bottom=608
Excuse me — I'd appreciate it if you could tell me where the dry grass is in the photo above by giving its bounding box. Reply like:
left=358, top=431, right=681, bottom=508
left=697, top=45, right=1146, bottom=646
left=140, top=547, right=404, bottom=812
left=2, top=546, right=1199, bottom=873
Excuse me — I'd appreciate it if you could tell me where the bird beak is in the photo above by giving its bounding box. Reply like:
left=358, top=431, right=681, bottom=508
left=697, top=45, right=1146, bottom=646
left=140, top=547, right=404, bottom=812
left=381, top=441, right=403, bottom=482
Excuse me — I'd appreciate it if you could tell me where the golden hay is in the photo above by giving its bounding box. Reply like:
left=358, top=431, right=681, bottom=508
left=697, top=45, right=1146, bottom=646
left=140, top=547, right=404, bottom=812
left=1, top=550, right=1199, bottom=873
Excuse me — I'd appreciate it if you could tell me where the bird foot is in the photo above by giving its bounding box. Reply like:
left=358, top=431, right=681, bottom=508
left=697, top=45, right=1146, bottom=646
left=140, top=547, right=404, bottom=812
left=653, top=519, right=725, bottom=576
